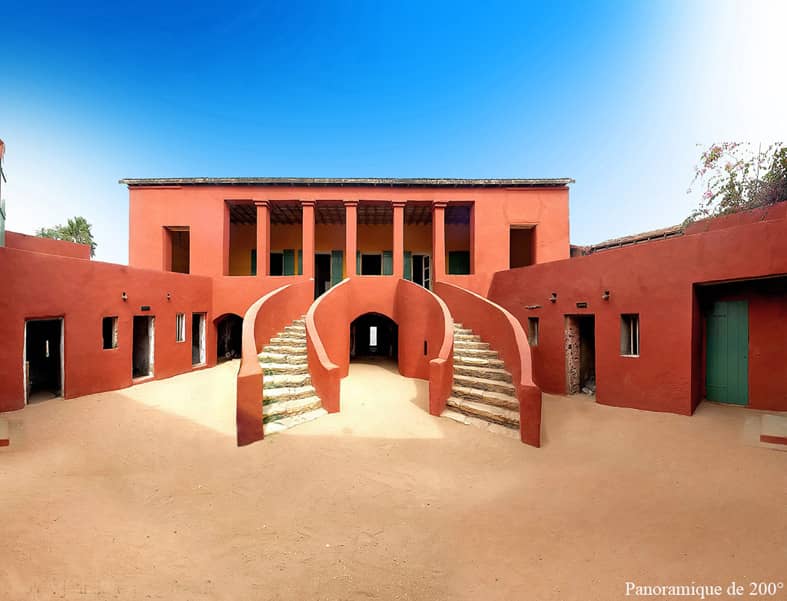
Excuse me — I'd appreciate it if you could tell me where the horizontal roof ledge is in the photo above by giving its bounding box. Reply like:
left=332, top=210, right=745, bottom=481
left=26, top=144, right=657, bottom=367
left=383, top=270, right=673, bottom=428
left=119, top=177, right=574, bottom=188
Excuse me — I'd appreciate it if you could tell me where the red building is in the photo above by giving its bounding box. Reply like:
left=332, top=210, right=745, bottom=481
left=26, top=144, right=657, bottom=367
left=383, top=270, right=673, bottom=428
left=1, top=169, right=784, bottom=449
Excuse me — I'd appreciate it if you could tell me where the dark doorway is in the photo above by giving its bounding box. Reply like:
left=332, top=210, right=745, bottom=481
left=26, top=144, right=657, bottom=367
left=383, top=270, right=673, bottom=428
left=132, top=316, right=154, bottom=379
left=25, top=318, right=63, bottom=402
left=192, top=313, right=206, bottom=365
left=216, top=314, right=243, bottom=362
left=411, top=254, right=431, bottom=289
left=510, top=226, right=535, bottom=268
left=315, top=253, right=332, bottom=298
left=350, top=313, right=398, bottom=360
left=361, top=254, right=382, bottom=275
left=565, top=315, right=596, bottom=394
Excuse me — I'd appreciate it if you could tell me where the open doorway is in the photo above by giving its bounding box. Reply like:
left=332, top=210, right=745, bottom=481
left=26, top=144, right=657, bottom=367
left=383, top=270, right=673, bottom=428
left=24, top=318, right=63, bottom=402
left=411, top=254, right=431, bottom=289
left=192, top=313, right=206, bottom=365
left=315, top=253, right=332, bottom=298
left=565, top=314, right=596, bottom=395
left=132, top=316, right=155, bottom=379
left=350, top=313, right=398, bottom=361
left=216, top=314, right=242, bottom=362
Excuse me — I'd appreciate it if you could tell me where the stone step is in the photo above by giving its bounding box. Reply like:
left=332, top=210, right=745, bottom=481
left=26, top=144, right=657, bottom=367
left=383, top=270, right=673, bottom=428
left=451, top=385, right=519, bottom=411
left=440, top=408, right=520, bottom=438
left=262, top=344, right=308, bottom=355
left=453, top=354, right=505, bottom=369
left=269, top=335, right=306, bottom=346
left=263, top=373, right=311, bottom=389
left=453, top=333, right=481, bottom=342
left=263, top=384, right=317, bottom=403
left=264, top=407, right=328, bottom=435
left=453, top=347, right=499, bottom=359
left=453, top=363, right=513, bottom=383
left=453, top=327, right=473, bottom=336
left=258, top=351, right=308, bottom=365
left=259, top=362, right=309, bottom=375
left=446, top=397, right=520, bottom=428
left=453, top=323, right=464, bottom=330
left=453, top=340, right=491, bottom=350
left=263, top=395, right=322, bottom=422
left=283, top=325, right=306, bottom=335
left=453, top=374, right=516, bottom=396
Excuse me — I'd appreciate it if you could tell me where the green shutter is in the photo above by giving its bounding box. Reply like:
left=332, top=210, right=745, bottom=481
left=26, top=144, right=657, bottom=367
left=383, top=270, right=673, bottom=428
left=297, top=249, right=303, bottom=275
left=283, top=249, right=295, bottom=275
left=448, top=250, right=470, bottom=275
left=356, top=250, right=361, bottom=275
left=331, top=250, right=343, bottom=286
left=250, top=249, right=257, bottom=276
left=382, top=250, right=393, bottom=275
left=403, top=251, right=412, bottom=280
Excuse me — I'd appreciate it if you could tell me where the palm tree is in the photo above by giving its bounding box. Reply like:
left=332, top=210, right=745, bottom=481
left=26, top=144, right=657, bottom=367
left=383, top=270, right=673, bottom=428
left=37, top=216, right=97, bottom=257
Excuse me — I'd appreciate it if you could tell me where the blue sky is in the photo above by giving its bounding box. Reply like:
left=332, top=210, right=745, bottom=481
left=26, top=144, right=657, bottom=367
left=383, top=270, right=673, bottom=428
left=2, top=0, right=785, bottom=263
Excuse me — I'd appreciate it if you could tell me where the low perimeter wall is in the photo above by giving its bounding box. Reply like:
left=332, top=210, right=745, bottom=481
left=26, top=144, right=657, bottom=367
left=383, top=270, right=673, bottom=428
left=306, top=277, right=453, bottom=416
left=236, top=279, right=314, bottom=446
left=434, top=281, right=541, bottom=446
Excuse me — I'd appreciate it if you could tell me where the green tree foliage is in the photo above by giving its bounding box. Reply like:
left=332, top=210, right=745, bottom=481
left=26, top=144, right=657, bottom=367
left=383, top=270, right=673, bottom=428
left=687, top=142, right=787, bottom=223
left=37, top=216, right=97, bottom=257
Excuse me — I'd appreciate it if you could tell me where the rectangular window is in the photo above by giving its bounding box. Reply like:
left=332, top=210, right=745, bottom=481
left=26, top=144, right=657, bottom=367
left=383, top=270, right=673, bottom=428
left=369, top=326, right=378, bottom=347
left=176, top=313, right=186, bottom=342
left=527, top=317, right=539, bottom=346
left=102, top=316, right=118, bottom=350
left=621, top=314, right=640, bottom=356
left=165, top=227, right=190, bottom=274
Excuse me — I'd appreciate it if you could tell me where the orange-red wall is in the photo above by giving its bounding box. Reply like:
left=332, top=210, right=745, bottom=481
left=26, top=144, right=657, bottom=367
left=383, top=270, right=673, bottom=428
left=488, top=205, right=787, bottom=414
left=6, top=231, right=91, bottom=260
left=0, top=246, right=213, bottom=412
left=128, top=185, right=570, bottom=295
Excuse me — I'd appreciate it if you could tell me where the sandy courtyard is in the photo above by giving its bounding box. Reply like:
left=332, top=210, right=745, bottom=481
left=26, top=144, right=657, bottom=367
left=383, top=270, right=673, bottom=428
left=1, top=360, right=785, bottom=601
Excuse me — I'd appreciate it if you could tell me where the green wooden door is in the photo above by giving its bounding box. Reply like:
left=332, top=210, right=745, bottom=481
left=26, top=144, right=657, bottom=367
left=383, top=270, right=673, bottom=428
left=382, top=250, right=393, bottom=276
left=330, top=250, right=343, bottom=286
left=283, top=249, right=295, bottom=275
left=706, top=300, right=749, bottom=405
left=403, top=251, right=412, bottom=281
left=448, top=250, right=470, bottom=275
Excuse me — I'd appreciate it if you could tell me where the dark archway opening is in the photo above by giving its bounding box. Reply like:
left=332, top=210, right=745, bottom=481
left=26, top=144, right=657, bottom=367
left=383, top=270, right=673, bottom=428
left=216, top=314, right=243, bottom=362
left=350, top=313, right=398, bottom=362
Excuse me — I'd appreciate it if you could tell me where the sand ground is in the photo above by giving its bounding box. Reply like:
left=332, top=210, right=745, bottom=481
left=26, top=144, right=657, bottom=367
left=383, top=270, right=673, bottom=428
left=1, top=359, right=785, bottom=601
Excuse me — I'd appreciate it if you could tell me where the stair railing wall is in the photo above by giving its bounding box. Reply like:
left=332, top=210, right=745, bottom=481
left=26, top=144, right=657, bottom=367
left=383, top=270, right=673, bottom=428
left=236, top=279, right=315, bottom=446
left=434, top=281, right=542, bottom=447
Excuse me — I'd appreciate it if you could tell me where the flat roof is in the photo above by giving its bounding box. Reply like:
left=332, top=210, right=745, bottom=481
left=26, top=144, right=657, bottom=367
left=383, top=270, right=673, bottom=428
left=119, top=176, right=574, bottom=188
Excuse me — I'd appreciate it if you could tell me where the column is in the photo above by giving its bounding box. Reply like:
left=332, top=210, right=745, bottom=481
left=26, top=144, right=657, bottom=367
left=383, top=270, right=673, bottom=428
left=301, top=200, right=316, bottom=279
left=344, top=200, right=358, bottom=276
left=432, top=201, right=447, bottom=281
left=392, top=200, right=406, bottom=278
left=254, top=200, right=270, bottom=276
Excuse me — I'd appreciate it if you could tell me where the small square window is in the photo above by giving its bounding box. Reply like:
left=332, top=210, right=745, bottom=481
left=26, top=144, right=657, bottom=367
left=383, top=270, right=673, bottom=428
left=102, top=316, right=118, bottom=350
left=176, top=313, right=186, bottom=342
left=527, top=317, right=539, bottom=346
left=621, top=314, right=640, bottom=356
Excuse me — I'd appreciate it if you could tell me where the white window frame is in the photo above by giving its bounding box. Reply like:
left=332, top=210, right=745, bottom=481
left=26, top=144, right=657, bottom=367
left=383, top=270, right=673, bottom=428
left=620, top=314, right=640, bottom=357
left=176, top=313, right=186, bottom=343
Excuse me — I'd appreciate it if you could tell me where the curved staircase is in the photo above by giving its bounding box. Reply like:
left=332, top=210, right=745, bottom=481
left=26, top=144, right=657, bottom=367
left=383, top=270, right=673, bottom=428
left=443, top=323, right=520, bottom=436
left=258, top=316, right=327, bottom=435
